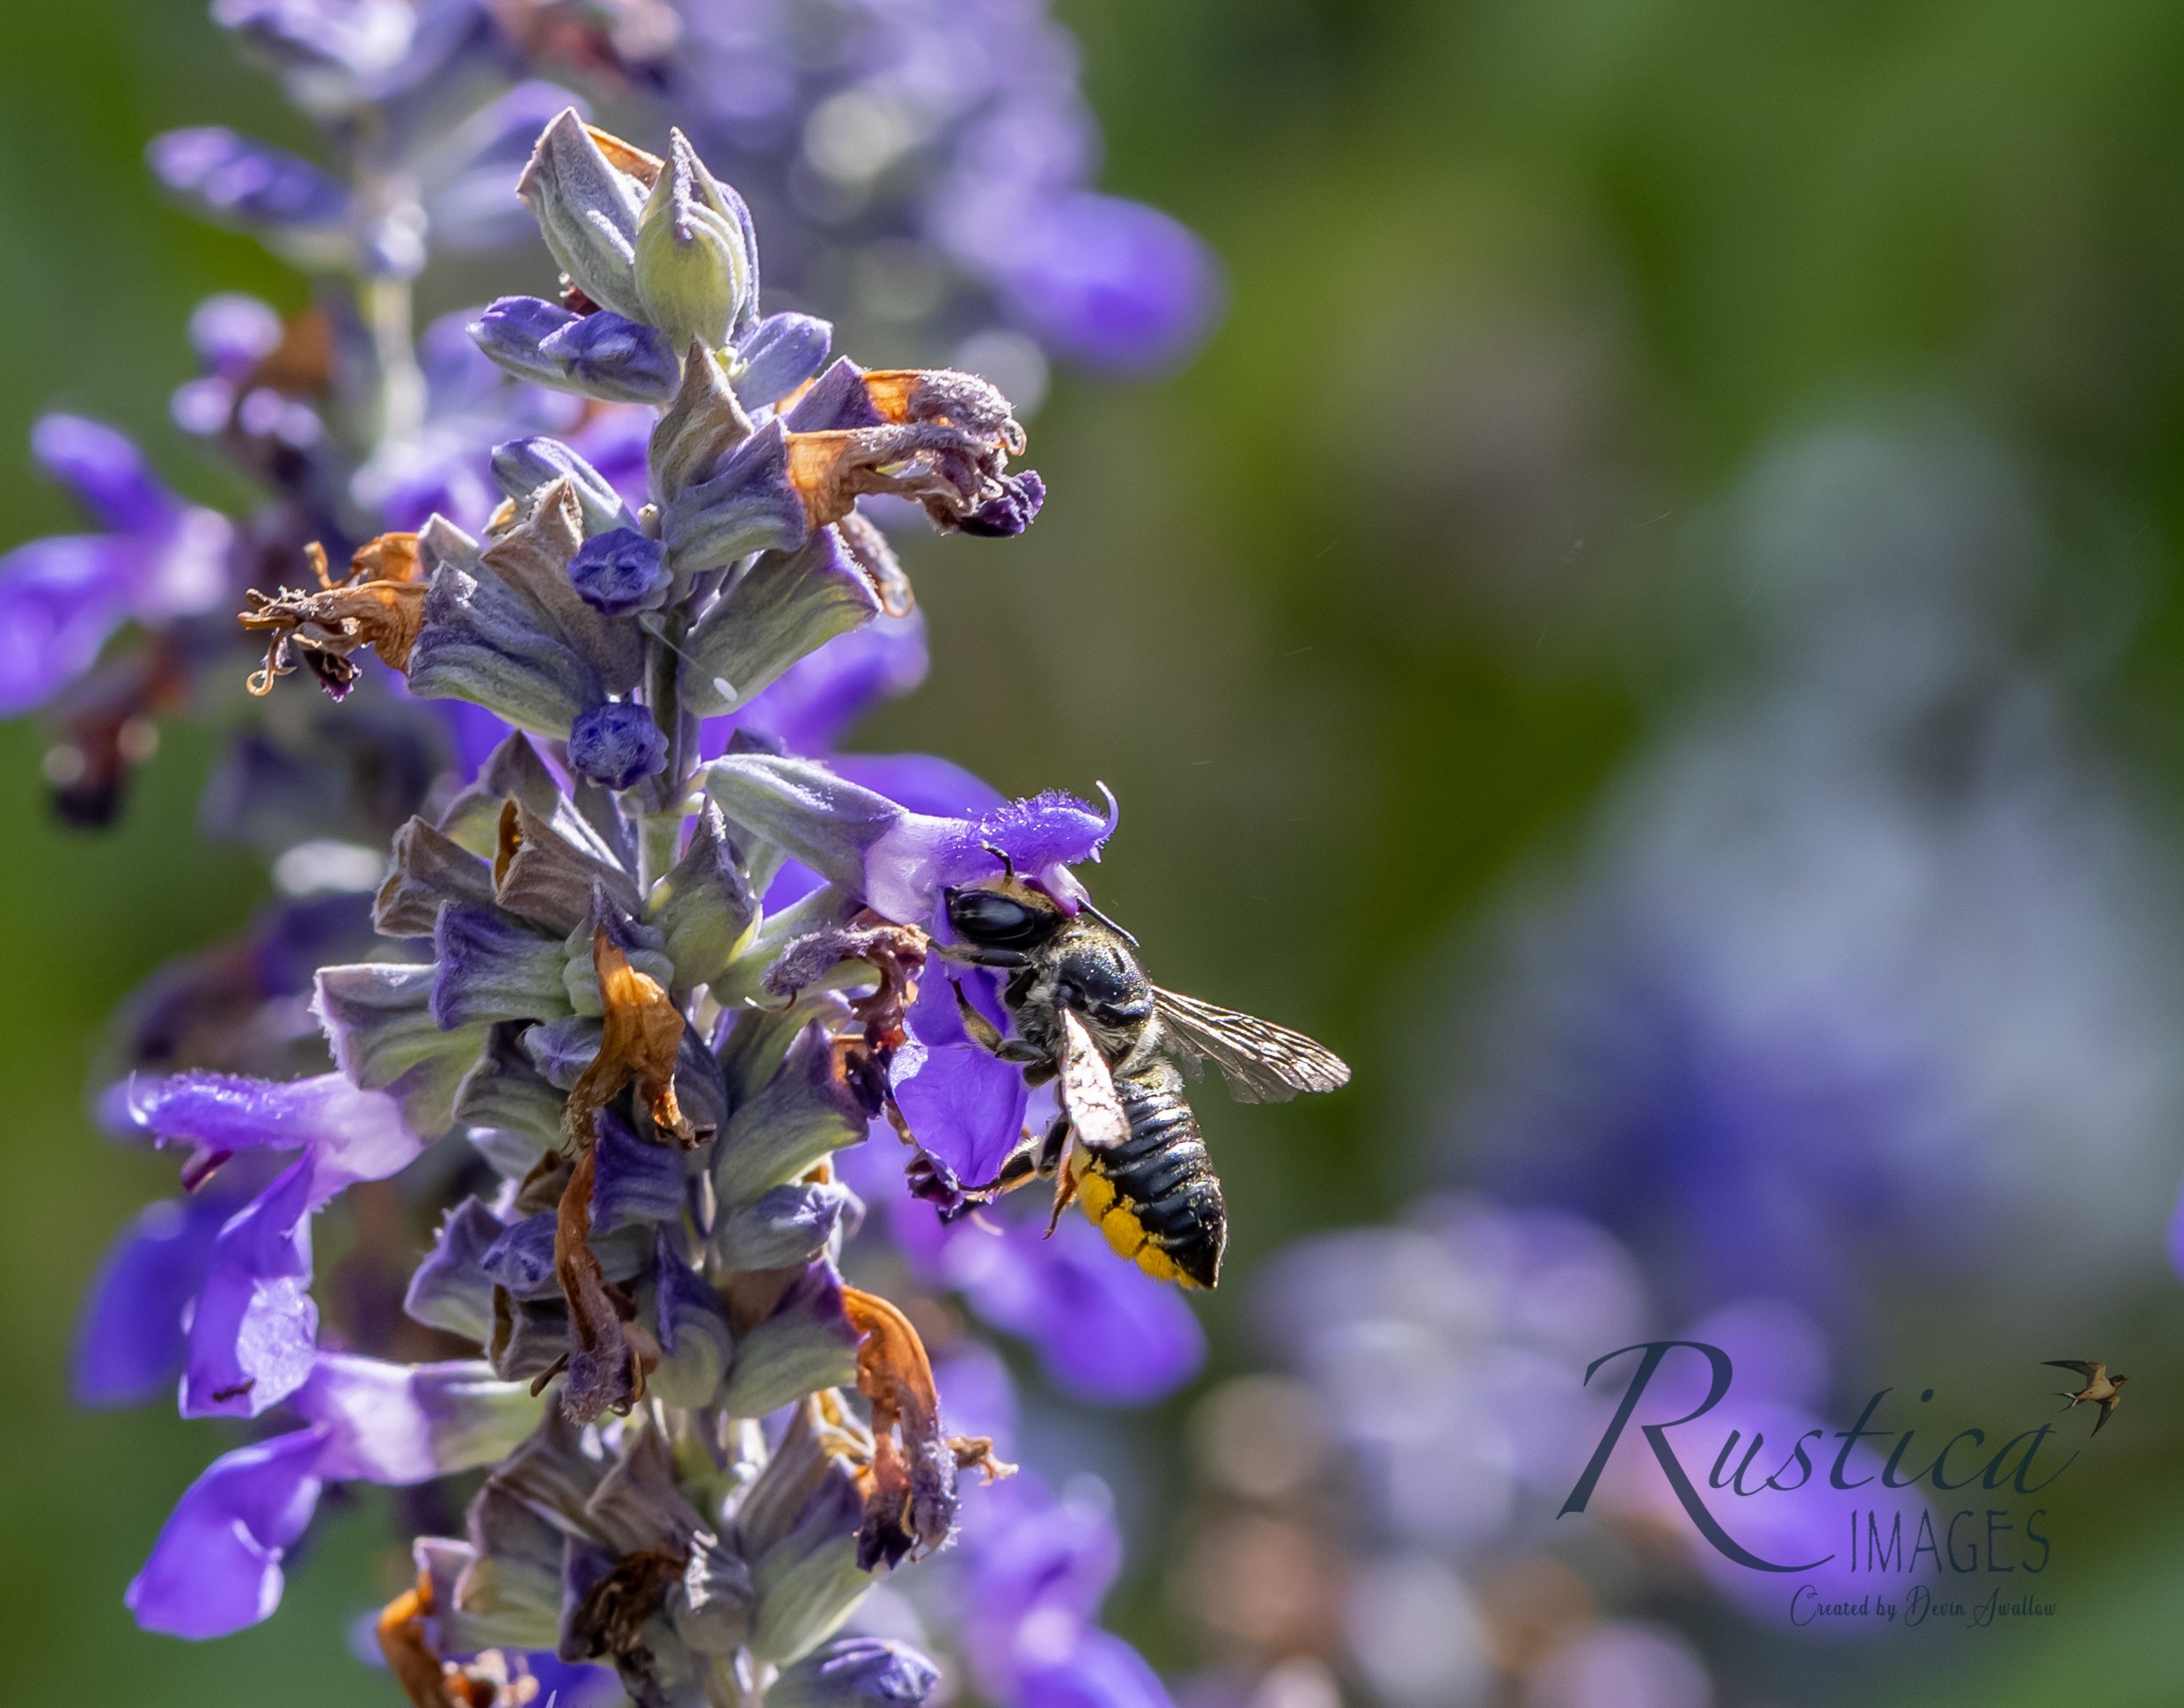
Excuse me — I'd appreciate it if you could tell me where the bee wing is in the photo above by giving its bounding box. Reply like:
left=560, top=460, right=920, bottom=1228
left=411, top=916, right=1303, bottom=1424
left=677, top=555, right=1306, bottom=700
left=1058, top=1008, right=1132, bottom=1152
left=1153, top=986, right=1351, bottom=1103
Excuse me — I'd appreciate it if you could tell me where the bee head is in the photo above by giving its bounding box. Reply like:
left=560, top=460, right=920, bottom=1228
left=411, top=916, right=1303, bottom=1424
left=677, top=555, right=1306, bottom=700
left=943, top=879, right=1065, bottom=949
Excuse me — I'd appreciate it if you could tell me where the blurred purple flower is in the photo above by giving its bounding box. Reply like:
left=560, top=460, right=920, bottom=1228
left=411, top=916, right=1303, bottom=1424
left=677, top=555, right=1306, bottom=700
left=0, top=417, right=231, bottom=715
left=73, top=1191, right=237, bottom=1406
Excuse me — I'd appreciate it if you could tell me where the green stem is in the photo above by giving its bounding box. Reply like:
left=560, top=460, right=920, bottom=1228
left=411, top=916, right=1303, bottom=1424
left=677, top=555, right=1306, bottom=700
left=639, top=616, right=691, bottom=889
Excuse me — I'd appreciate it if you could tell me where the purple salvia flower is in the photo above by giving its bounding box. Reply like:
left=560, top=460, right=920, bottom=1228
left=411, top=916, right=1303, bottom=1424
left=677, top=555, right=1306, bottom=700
left=706, top=753, right=1117, bottom=922
left=23, top=19, right=1226, bottom=1694
left=129, top=1353, right=536, bottom=1638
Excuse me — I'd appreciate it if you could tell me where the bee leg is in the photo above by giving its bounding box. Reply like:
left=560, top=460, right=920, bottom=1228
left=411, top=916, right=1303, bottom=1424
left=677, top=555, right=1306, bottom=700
left=934, top=941, right=1030, bottom=971
left=1044, top=1165, right=1079, bottom=1236
left=952, top=980, right=1045, bottom=1066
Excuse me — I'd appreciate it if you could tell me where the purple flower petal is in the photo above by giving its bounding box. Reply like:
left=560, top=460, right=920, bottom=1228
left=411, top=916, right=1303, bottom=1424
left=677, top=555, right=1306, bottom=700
left=890, top=1040, right=1028, bottom=1190
left=31, top=414, right=177, bottom=536
left=723, top=612, right=929, bottom=757
left=290, top=1355, right=538, bottom=1484
left=866, top=785, right=1117, bottom=920
left=126, top=1427, right=326, bottom=1638
left=188, top=293, right=283, bottom=381
left=72, top=1192, right=235, bottom=1407
left=953, top=1213, right=1205, bottom=1404
left=149, top=127, right=351, bottom=249
left=832, top=752, right=1002, bottom=820
left=181, top=1158, right=319, bottom=1418
left=960, top=1473, right=1120, bottom=1634
left=0, top=535, right=142, bottom=715
left=120, top=1070, right=421, bottom=1206
left=991, top=194, right=1221, bottom=377
left=1012, top=1628, right=1176, bottom=1708
left=709, top=756, right=1118, bottom=924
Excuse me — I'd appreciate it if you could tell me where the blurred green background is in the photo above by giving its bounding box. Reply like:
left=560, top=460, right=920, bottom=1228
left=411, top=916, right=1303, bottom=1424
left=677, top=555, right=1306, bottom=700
left=7, top=0, right=2184, bottom=1701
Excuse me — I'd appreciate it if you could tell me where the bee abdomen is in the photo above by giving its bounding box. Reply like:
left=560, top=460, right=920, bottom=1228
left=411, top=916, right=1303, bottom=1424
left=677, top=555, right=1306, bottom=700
left=1074, top=1061, right=1227, bottom=1288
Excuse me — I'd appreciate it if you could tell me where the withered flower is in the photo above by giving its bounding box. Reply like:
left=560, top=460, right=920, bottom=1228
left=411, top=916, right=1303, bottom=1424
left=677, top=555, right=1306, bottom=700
left=549, top=1139, right=656, bottom=1424
left=241, top=533, right=427, bottom=700
left=565, top=924, right=698, bottom=1149
left=842, top=1286, right=1015, bottom=1570
left=764, top=917, right=930, bottom=1111
left=377, top=1568, right=523, bottom=1708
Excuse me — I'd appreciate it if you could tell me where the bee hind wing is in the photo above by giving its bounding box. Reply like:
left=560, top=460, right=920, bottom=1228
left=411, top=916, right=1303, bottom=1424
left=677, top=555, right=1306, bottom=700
left=1152, top=986, right=1351, bottom=1104
left=1057, top=1008, right=1131, bottom=1151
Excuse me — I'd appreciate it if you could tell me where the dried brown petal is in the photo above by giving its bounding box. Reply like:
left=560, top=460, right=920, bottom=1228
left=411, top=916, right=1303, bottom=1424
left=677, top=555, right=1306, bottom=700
left=552, top=1141, right=649, bottom=1423
left=563, top=926, right=696, bottom=1150
left=841, top=1285, right=1009, bottom=1568
left=376, top=1570, right=507, bottom=1708
left=239, top=533, right=429, bottom=698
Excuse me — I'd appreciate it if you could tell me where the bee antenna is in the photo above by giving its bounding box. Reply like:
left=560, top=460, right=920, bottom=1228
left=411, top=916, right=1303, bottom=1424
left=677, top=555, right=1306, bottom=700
left=1079, top=897, right=1138, bottom=948
left=979, top=842, right=1017, bottom=880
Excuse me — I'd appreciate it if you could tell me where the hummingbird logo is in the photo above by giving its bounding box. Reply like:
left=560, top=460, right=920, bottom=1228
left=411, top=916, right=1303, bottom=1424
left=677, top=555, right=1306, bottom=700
left=2044, top=1361, right=2128, bottom=1436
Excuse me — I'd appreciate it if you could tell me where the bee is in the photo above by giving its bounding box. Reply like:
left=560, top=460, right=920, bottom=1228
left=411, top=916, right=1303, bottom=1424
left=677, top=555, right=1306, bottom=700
left=938, top=873, right=1348, bottom=1288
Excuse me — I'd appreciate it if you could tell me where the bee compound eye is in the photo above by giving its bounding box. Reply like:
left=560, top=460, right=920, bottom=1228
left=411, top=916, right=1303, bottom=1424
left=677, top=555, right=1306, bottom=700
left=945, top=887, right=1051, bottom=948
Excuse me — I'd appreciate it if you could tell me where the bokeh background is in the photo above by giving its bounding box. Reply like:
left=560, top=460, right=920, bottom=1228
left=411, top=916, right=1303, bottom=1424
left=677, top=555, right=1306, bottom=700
left=6, top=0, right=2184, bottom=1702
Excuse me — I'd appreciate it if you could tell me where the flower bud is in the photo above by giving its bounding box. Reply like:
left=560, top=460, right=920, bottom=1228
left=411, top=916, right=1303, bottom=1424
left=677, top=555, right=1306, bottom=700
left=568, top=700, right=669, bottom=790
left=516, top=109, right=648, bottom=319
left=568, top=527, right=671, bottom=617
left=769, top=1638, right=942, bottom=1708
left=678, top=527, right=881, bottom=717
left=472, top=295, right=680, bottom=404
left=634, top=130, right=757, bottom=352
